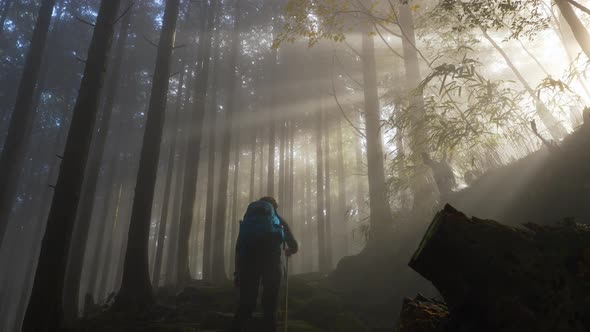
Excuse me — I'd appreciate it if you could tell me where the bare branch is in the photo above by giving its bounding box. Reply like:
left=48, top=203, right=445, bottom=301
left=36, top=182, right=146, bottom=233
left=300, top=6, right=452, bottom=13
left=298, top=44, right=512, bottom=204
left=142, top=34, right=158, bottom=48
left=331, top=54, right=367, bottom=139
left=75, top=16, right=95, bottom=27
left=113, top=0, right=136, bottom=25
left=566, top=0, right=590, bottom=16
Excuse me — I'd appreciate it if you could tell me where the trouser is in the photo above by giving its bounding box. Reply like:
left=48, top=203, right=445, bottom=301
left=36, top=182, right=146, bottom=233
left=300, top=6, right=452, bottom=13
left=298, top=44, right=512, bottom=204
left=231, top=258, right=282, bottom=332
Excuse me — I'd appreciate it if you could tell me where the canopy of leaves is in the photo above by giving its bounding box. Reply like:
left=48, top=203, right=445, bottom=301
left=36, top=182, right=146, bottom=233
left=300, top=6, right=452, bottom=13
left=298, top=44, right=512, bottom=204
left=438, top=0, right=551, bottom=39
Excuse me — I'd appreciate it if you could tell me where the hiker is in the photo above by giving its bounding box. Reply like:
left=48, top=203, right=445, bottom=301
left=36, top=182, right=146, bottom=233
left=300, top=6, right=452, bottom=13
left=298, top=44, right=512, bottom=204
left=230, top=196, right=298, bottom=332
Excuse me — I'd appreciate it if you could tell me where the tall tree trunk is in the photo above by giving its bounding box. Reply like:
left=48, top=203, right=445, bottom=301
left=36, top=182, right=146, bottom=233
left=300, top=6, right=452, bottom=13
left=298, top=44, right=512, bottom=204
left=355, top=116, right=365, bottom=215
left=211, top=0, right=241, bottom=282
left=336, top=117, right=348, bottom=255
left=278, top=120, right=286, bottom=203
left=267, top=113, right=276, bottom=196
left=99, top=182, right=127, bottom=301
left=22, top=0, right=121, bottom=330
left=152, top=68, right=185, bottom=286
left=85, top=153, right=120, bottom=302
left=164, top=116, right=188, bottom=285
left=248, top=128, right=257, bottom=202
left=114, top=0, right=180, bottom=311
left=0, top=0, right=57, bottom=247
left=229, top=133, right=241, bottom=274
left=323, top=114, right=333, bottom=269
left=479, top=27, right=567, bottom=140
left=258, top=128, right=266, bottom=197
left=176, top=0, right=216, bottom=286
left=555, top=0, right=590, bottom=60
left=397, top=4, right=436, bottom=211
left=202, top=2, right=223, bottom=280
left=315, top=103, right=327, bottom=272
left=288, top=121, right=295, bottom=222
left=161, top=68, right=193, bottom=286
left=62, top=5, right=132, bottom=322
left=360, top=22, right=392, bottom=238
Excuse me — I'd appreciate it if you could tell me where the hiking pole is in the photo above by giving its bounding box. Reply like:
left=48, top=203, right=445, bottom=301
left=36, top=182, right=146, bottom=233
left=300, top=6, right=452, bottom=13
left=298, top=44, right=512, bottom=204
left=284, top=254, right=290, bottom=332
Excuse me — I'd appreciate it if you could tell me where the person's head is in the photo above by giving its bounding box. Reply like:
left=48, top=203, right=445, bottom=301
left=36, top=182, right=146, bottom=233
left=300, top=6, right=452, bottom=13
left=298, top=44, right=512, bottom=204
left=259, top=196, right=278, bottom=210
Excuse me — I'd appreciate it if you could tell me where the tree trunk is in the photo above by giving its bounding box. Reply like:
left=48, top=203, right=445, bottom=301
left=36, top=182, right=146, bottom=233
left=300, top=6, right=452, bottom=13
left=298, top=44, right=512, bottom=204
left=0, top=0, right=57, bottom=247
left=279, top=121, right=286, bottom=204
left=336, top=117, right=348, bottom=255
left=211, top=0, right=241, bottom=282
left=258, top=128, right=266, bottom=197
left=288, top=121, right=295, bottom=223
left=161, top=68, right=193, bottom=286
left=397, top=4, right=436, bottom=210
left=228, top=134, right=241, bottom=274
left=62, top=5, right=132, bottom=322
left=22, top=0, right=121, bottom=330
left=479, top=27, right=567, bottom=140
left=114, top=0, right=180, bottom=311
left=248, top=128, right=257, bottom=202
left=360, top=22, right=392, bottom=237
left=555, top=0, right=590, bottom=60
left=152, top=68, right=185, bottom=287
left=176, top=0, right=217, bottom=286
left=84, top=153, right=121, bottom=302
left=315, top=102, right=327, bottom=272
left=94, top=176, right=123, bottom=301
left=202, top=2, right=223, bottom=280
left=302, top=151, right=311, bottom=272
left=323, top=114, right=333, bottom=269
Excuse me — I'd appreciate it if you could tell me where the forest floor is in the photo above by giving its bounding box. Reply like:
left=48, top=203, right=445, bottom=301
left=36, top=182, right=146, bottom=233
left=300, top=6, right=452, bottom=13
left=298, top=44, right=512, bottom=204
left=74, top=273, right=377, bottom=332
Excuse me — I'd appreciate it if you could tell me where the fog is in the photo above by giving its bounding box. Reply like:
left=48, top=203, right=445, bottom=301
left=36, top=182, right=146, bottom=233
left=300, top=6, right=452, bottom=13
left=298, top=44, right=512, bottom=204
left=0, top=0, right=589, bottom=331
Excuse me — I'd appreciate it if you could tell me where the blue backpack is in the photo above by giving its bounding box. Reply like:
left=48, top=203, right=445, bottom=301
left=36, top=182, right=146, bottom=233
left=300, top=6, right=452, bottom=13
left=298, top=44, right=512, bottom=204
left=238, top=200, right=285, bottom=257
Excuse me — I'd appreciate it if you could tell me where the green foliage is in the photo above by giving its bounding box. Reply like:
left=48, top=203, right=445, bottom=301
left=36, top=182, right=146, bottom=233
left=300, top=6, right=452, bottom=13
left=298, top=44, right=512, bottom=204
left=275, top=0, right=358, bottom=48
left=438, top=0, right=551, bottom=39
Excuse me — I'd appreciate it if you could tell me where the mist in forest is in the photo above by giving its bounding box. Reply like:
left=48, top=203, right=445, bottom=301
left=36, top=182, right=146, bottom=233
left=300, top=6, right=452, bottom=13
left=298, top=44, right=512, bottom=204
left=0, top=0, right=589, bottom=331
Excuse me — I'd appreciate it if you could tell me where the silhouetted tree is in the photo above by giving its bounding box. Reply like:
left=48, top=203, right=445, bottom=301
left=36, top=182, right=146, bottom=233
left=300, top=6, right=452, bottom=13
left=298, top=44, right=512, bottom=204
left=62, top=2, right=133, bottom=322
left=176, top=0, right=218, bottom=285
left=211, top=0, right=242, bottom=282
left=22, top=0, right=122, bottom=330
left=0, top=0, right=57, bottom=247
left=114, top=0, right=180, bottom=311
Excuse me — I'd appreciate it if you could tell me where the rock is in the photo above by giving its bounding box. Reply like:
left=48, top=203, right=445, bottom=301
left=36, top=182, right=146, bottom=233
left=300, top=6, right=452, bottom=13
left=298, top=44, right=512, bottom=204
left=408, top=205, right=590, bottom=332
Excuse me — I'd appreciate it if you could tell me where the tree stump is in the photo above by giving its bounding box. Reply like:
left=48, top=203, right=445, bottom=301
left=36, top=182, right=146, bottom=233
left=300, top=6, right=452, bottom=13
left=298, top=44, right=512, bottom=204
left=409, top=204, right=590, bottom=332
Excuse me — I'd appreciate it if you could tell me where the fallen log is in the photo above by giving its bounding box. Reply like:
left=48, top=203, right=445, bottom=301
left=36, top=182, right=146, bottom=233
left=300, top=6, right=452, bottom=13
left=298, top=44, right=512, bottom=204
left=408, top=205, right=590, bottom=332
